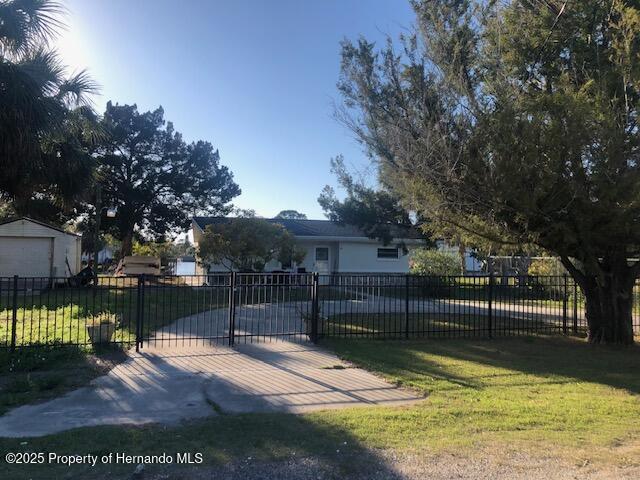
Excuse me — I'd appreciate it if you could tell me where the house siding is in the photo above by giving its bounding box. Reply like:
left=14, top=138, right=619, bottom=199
left=337, top=241, right=414, bottom=273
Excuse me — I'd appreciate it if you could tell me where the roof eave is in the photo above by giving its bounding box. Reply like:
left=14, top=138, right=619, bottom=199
left=295, top=235, right=424, bottom=244
left=0, top=217, right=81, bottom=237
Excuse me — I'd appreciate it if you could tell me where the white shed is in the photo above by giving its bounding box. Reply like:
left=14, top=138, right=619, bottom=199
left=0, top=217, right=82, bottom=278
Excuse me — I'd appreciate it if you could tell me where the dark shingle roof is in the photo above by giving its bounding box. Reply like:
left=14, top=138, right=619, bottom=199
left=192, top=217, right=423, bottom=240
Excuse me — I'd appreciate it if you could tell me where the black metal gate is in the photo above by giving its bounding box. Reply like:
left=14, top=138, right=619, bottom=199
left=137, top=273, right=319, bottom=349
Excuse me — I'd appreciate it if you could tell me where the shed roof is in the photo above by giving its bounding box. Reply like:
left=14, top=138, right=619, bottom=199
left=0, top=217, right=81, bottom=237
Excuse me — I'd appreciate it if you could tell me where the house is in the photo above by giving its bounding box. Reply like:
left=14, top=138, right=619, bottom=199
left=175, top=256, right=196, bottom=275
left=81, top=245, right=115, bottom=264
left=0, top=217, right=82, bottom=277
left=191, top=217, right=425, bottom=274
left=435, top=240, right=483, bottom=273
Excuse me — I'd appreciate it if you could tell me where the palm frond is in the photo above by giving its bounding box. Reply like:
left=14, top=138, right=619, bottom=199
left=0, top=0, right=97, bottom=217
left=57, top=68, right=100, bottom=107
left=17, top=47, right=65, bottom=95
left=0, top=0, right=65, bottom=57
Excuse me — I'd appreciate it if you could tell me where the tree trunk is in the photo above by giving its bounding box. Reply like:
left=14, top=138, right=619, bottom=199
left=562, top=254, right=636, bottom=344
left=120, top=232, right=133, bottom=258
left=458, top=243, right=466, bottom=274
left=582, top=278, right=635, bottom=344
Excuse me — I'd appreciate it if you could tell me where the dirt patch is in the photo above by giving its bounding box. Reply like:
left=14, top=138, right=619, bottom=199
left=137, top=448, right=640, bottom=480
left=85, top=348, right=128, bottom=374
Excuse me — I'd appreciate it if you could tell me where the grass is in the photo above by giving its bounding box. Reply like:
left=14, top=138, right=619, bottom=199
left=326, top=336, right=640, bottom=450
left=368, top=277, right=640, bottom=314
left=0, top=282, right=354, bottom=349
left=0, top=345, right=125, bottom=415
left=0, top=283, right=220, bottom=348
left=1, top=336, right=639, bottom=479
left=321, top=312, right=574, bottom=337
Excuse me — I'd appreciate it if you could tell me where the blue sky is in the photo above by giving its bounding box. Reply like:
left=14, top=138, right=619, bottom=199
left=56, top=0, right=414, bottom=219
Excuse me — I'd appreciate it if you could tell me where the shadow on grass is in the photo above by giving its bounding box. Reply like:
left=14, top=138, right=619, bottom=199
left=0, top=415, right=407, bottom=479
left=0, top=346, right=408, bottom=480
left=325, top=335, right=640, bottom=395
left=0, top=344, right=126, bottom=415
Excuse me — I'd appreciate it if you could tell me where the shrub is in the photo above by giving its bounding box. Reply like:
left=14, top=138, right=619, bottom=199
left=527, top=258, right=568, bottom=299
left=410, top=248, right=461, bottom=276
left=88, top=312, right=119, bottom=325
left=528, top=258, right=567, bottom=276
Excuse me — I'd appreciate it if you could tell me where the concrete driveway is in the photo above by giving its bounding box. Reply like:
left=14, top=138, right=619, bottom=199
left=0, top=339, right=423, bottom=438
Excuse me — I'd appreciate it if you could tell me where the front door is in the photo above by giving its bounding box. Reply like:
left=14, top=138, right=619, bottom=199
left=314, top=246, right=330, bottom=274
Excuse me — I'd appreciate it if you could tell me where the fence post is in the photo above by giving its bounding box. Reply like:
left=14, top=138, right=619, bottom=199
left=228, top=271, right=236, bottom=346
left=573, top=281, right=578, bottom=335
left=405, top=274, right=410, bottom=339
left=311, top=272, right=319, bottom=343
left=562, top=274, right=568, bottom=335
left=135, top=275, right=144, bottom=352
left=135, top=277, right=140, bottom=352
left=140, top=275, right=146, bottom=348
left=487, top=272, right=493, bottom=339
left=10, top=275, right=18, bottom=352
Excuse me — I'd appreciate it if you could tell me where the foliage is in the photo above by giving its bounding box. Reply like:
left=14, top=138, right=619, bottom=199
left=336, top=0, right=640, bottom=343
left=318, top=155, right=421, bottom=245
left=409, top=248, right=461, bottom=276
left=233, top=208, right=257, bottom=218
left=90, top=312, right=118, bottom=325
left=528, top=258, right=567, bottom=277
left=132, top=239, right=195, bottom=259
left=81, top=232, right=122, bottom=260
left=0, top=0, right=100, bottom=223
left=275, top=210, right=307, bottom=219
left=95, top=102, right=240, bottom=257
left=198, top=218, right=306, bottom=271
left=0, top=345, right=112, bottom=416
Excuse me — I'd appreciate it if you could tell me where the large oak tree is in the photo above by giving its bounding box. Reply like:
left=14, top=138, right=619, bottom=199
left=337, top=0, right=640, bottom=344
left=97, top=102, right=240, bottom=257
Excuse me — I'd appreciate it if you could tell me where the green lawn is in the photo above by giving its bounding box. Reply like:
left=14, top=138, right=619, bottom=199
left=325, top=336, right=640, bottom=451
left=1, top=336, right=638, bottom=479
left=0, top=282, right=353, bottom=349
left=0, top=346, right=125, bottom=415
left=0, top=282, right=224, bottom=348
left=321, top=312, right=573, bottom=337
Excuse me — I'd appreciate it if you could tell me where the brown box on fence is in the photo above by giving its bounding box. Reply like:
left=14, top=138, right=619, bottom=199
left=115, top=255, right=161, bottom=276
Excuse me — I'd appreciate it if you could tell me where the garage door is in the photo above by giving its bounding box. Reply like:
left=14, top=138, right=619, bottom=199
left=0, top=237, right=52, bottom=277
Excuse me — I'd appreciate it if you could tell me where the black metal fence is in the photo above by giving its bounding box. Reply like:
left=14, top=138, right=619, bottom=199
left=1, top=273, right=639, bottom=350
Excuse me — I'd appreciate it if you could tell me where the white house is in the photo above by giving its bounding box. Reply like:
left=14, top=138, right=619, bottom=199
left=0, top=217, right=82, bottom=277
left=191, top=217, right=425, bottom=274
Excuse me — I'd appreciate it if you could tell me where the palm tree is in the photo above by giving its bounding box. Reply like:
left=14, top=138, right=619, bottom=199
left=0, top=0, right=100, bottom=222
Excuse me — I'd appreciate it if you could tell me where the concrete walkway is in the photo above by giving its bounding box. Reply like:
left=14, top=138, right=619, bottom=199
left=0, top=340, right=423, bottom=438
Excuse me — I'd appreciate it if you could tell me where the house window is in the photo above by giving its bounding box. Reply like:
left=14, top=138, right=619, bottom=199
left=377, top=248, right=399, bottom=259
left=315, top=247, right=329, bottom=261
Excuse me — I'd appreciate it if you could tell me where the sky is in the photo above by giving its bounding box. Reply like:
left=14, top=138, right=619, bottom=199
left=54, top=0, right=415, bottom=220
